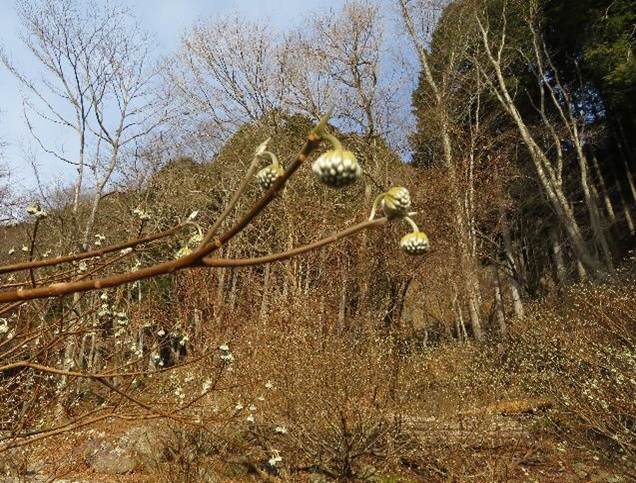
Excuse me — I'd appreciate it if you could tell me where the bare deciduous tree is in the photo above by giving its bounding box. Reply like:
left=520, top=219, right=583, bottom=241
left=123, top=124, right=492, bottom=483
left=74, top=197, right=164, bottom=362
left=166, top=14, right=288, bottom=142
left=293, top=1, right=386, bottom=138
left=2, top=0, right=169, bottom=250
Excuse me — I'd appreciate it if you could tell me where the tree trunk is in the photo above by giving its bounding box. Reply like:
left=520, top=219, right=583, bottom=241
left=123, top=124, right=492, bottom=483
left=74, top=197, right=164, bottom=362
left=578, top=153, right=614, bottom=271
left=259, top=264, right=271, bottom=320
left=550, top=228, right=567, bottom=285
left=493, top=266, right=506, bottom=333
left=502, top=217, right=525, bottom=317
left=400, top=0, right=484, bottom=339
left=477, top=19, right=606, bottom=278
left=589, top=149, right=616, bottom=224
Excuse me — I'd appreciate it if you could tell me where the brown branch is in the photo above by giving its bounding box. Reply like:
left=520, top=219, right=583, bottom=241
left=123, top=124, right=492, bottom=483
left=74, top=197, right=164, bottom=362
left=199, top=138, right=270, bottom=246
left=201, top=217, right=388, bottom=267
left=0, top=361, right=200, bottom=426
left=196, top=130, right=322, bottom=254
left=94, top=376, right=192, bottom=424
left=0, top=222, right=188, bottom=275
left=194, top=114, right=329, bottom=257
left=0, top=347, right=218, bottom=380
left=0, top=409, right=117, bottom=453
left=28, top=217, right=40, bottom=287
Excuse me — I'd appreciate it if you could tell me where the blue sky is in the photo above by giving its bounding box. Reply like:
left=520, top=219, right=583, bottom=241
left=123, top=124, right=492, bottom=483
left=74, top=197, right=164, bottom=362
left=0, top=0, right=358, bottom=192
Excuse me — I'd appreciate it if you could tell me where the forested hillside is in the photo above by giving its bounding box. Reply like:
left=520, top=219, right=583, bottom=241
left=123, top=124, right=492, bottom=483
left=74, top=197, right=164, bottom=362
left=0, top=0, right=634, bottom=481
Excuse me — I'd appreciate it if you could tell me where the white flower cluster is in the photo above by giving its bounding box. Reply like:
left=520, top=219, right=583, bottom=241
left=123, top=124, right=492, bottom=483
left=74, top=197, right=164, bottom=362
left=174, top=228, right=205, bottom=259
left=26, top=202, right=48, bottom=219
left=94, top=234, right=106, bottom=247
left=201, top=378, right=213, bottom=394
left=175, top=246, right=193, bottom=259
left=132, top=208, right=151, bottom=221
left=174, top=386, right=185, bottom=400
left=235, top=400, right=258, bottom=424
left=268, top=450, right=282, bottom=467
left=219, top=343, right=234, bottom=364
left=129, top=342, right=143, bottom=358
left=98, top=292, right=111, bottom=317
left=189, top=232, right=203, bottom=245
left=152, top=353, right=164, bottom=367
left=114, top=325, right=126, bottom=338
left=115, top=311, right=128, bottom=326
left=400, top=231, right=430, bottom=255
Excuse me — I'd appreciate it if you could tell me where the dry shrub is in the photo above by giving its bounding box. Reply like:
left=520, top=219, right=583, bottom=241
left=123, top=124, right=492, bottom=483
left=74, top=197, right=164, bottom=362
left=141, top=425, right=223, bottom=483
left=504, top=268, right=636, bottom=469
left=224, top=308, right=420, bottom=481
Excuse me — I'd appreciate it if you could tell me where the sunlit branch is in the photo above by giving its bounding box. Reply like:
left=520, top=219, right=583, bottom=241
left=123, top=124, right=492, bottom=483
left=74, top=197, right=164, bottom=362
left=202, top=217, right=388, bottom=267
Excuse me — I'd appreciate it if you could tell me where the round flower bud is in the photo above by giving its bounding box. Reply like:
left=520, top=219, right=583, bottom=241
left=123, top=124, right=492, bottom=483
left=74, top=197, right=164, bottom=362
left=400, top=231, right=430, bottom=255
left=312, top=150, right=361, bottom=188
left=382, top=187, right=411, bottom=218
left=256, top=163, right=285, bottom=190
